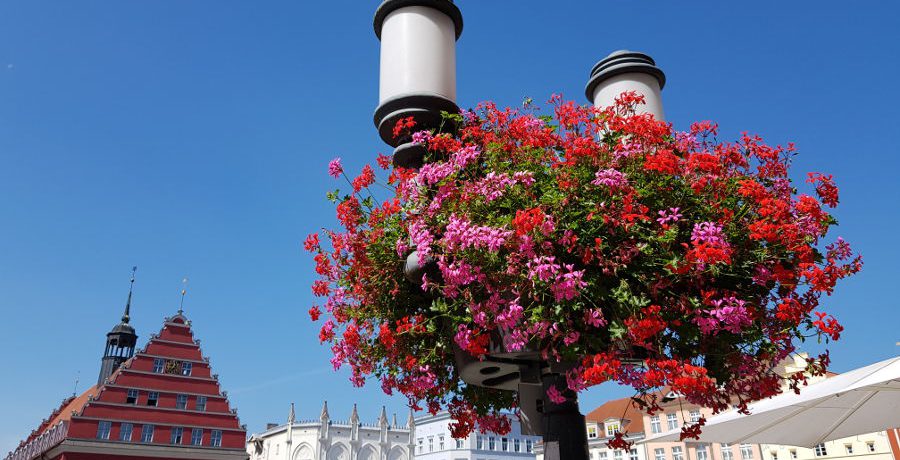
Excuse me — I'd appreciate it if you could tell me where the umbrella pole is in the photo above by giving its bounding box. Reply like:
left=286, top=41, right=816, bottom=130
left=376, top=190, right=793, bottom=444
left=541, top=374, right=590, bottom=460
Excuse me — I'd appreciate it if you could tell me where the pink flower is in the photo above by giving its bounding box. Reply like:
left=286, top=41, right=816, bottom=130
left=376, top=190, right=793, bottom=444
left=328, top=158, right=343, bottom=178
left=656, top=207, right=682, bottom=226
left=546, top=386, right=567, bottom=404
left=592, top=168, right=629, bottom=190
left=442, top=215, right=511, bottom=253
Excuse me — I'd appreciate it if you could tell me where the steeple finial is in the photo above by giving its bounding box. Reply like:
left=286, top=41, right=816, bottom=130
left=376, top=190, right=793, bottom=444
left=407, top=408, right=415, bottom=428
left=320, top=400, right=330, bottom=420
left=178, top=276, right=188, bottom=315
left=379, top=406, right=388, bottom=426
left=350, top=403, right=359, bottom=423
left=288, top=402, right=296, bottom=424
left=122, top=266, right=137, bottom=323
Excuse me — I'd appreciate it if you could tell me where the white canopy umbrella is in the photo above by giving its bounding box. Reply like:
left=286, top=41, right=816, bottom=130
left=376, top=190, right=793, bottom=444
left=643, top=356, right=900, bottom=447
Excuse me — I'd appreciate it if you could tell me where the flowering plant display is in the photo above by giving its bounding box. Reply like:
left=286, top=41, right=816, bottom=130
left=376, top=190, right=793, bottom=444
left=305, top=93, right=861, bottom=440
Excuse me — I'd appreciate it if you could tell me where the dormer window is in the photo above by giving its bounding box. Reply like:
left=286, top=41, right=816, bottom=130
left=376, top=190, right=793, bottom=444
left=588, top=425, right=598, bottom=439
left=605, top=421, right=621, bottom=437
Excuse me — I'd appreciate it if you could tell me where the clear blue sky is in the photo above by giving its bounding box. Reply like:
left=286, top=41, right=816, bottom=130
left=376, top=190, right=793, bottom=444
left=1, top=0, right=898, bottom=453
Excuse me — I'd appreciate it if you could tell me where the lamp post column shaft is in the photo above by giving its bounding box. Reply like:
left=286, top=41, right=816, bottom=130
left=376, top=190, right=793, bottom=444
left=541, top=374, right=590, bottom=460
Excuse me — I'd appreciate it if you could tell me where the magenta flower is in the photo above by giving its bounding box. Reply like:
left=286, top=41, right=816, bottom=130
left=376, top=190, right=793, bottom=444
left=328, top=157, right=343, bottom=178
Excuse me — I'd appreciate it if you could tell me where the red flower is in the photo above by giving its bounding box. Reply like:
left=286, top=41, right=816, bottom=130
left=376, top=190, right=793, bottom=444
left=303, top=232, right=319, bottom=252
left=512, top=207, right=545, bottom=236
left=308, top=306, right=322, bottom=321
left=352, top=164, right=376, bottom=193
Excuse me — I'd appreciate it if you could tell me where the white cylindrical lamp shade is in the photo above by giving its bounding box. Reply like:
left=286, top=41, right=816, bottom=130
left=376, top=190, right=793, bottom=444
left=374, top=0, right=463, bottom=147
left=585, top=50, right=666, bottom=121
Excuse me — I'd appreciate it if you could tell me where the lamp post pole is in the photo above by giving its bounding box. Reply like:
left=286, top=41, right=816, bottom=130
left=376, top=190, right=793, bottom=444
left=372, top=3, right=666, bottom=459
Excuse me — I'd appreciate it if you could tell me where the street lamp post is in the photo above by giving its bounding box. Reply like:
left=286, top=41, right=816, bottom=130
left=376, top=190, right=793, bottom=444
left=373, top=2, right=666, bottom=459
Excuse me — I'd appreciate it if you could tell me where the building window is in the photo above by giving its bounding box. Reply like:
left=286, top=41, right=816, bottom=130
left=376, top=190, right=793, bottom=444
left=690, top=410, right=702, bottom=423
left=606, top=421, right=621, bottom=437
left=191, top=428, right=203, bottom=446
left=667, top=413, right=679, bottom=430
left=477, top=436, right=483, bottom=450
left=196, top=395, right=207, bottom=411
left=429, top=436, right=434, bottom=452
left=866, top=442, right=875, bottom=453
left=140, top=424, right=155, bottom=443
left=600, top=452, right=609, bottom=460
left=147, top=391, right=159, bottom=407
left=489, top=436, right=495, bottom=450
left=814, top=444, right=827, bottom=457
left=697, top=444, right=709, bottom=460
left=631, top=448, right=639, bottom=460
left=770, top=451, right=778, bottom=460
left=616, top=450, right=625, bottom=460
left=97, top=421, right=112, bottom=440
left=181, top=361, right=193, bottom=376
left=126, top=389, right=139, bottom=404
left=722, top=444, right=734, bottom=460
left=176, top=394, right=188, bottom=409
left=844, top=444, right=853, bottom=455
left=171, top=427, right=184, bottom=444
left=651, top=415, right=662, bottom=434
left=741, top=444, right=754, bottom=460
left=210, top=429, right=222, bottom=447
left=526, top=439, right=533, bottom=453
left=153, top=358, right=164, bottom=373
left=655, top=448, right=667, bottom=460
left=440, top=435, right=445, bottom=451
left=457, top=438, right=464, bottom=449
left=417, top=438, right=423, bottom=453
left=789, top=450, right=797, bottom=459
left=515, top=439, right=521, bottom=452
left=588, top=425, right=599, bottom=439
left=502, top=438, right=509, bottom=452
left=673, top=447, right=684, bottom=460
left=120, top=423, right=133, bottom=441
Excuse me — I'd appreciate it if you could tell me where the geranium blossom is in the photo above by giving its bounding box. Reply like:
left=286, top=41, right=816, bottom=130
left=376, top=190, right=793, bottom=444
left=309, top=94, right=861, bottom=439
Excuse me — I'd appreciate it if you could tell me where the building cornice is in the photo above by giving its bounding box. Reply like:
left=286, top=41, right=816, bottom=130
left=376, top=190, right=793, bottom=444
left=47, top=439, right=247, bottom=460
left=86, top=400, right=237, bottom=418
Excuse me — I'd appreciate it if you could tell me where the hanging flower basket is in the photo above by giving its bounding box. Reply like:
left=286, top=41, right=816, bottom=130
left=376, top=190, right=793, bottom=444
left=306, top=93, right=861, bottom=439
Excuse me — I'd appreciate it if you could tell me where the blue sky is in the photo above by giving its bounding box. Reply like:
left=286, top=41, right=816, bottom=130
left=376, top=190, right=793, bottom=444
left=1, top=0, right=898, bottom=453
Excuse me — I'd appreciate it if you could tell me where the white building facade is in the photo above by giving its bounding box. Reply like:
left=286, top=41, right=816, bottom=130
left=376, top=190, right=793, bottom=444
left=414, top=412, right=540, bottom=460
left=247, top=402, right=413, bottom=460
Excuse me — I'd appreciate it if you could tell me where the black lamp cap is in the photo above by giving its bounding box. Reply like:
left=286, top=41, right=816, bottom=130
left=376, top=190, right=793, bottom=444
left=374, top=0, right=463, bottom=40
left=585, top=50, right=666, bottom=102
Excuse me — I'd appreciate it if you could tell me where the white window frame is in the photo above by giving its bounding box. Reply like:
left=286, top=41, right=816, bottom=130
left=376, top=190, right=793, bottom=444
left=722, top=444, right=734, bottom=460
left=210, top=429, right=222, bottom=447
left=126, top=389, right=139, bottom=404
left=606, top=421, right=621, bottom=437
left=147, top=391, right=159, bottom=407
left=140, top=424, right=154, bottom=443
left=96, top=421, right=112, bottom=440
left=814, top=444, right=827, bottom=457
left=650, top=415, right=662, bottom=434
left=667, top=413, right=679, bottom=430
left=697, top=444, right=709, bottom=460
left=152, top=358, right=164, bottom=373
left=176, top=394, right=188, bottom=409
left=866, top=442, right=876, bottom=453
left=655, top=448, right=666, bottom=460
left=740, top=443, right=754, bottom=460
left=588, top=425, right=598, bottom=439
left=181, top=361, right=193, bottom=376
left=191, top=428, right=203, bottom=446
left=631, top=448, right=639, bottom=460
left=690, top=410, right=702, bottom=423
left=171, top=427, right=184, bottom=445
left=119, top=422, right=133, bottom=441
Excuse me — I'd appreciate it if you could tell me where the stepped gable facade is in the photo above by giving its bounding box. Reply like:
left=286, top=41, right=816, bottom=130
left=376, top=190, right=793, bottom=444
left=6, top=311, right=247, bottom=460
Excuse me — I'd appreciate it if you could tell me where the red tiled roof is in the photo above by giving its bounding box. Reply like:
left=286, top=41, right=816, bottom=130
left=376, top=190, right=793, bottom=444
left=585, top=396, right=646, bottom=433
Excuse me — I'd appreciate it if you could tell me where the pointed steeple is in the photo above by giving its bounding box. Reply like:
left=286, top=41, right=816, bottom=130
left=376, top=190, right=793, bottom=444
left=288, top=402, right=296, bottom=424
left=97, top=268, right=139, bottom=386
left=392, top=413, right=398, bottom=428
left=379, top=406, right=388, bottom=426
left=350, top=403, right=359, bottom=423
left=320, top=400, right=330, bottom=421
left=407, top=408, right=415, bottom=428
left=122, top=266, right=137, bottom=323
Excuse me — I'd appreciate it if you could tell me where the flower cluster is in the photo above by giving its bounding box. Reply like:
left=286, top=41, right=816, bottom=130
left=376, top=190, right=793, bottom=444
left=307, top=93, right=861, bottom=439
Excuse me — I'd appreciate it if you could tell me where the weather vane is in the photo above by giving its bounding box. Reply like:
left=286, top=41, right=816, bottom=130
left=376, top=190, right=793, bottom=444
left=178, top=276, right=188, bottom=315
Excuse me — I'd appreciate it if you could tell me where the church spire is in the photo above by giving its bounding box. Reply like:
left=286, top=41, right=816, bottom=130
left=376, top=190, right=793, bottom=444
left=97, top=268, right=139, bottom=386
left=122, top=266, right=136, bottom=323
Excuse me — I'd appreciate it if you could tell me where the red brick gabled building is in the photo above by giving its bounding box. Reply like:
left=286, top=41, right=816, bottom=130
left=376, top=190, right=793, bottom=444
left=6, top=291, right=247, bottom=460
